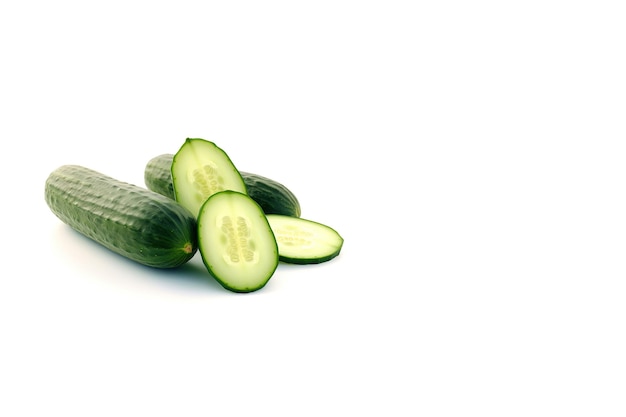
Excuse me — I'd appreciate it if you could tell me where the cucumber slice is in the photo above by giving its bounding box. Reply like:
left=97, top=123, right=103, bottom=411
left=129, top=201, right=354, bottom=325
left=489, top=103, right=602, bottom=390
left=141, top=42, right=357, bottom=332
left=145, top=153, right=302, bottom=217
left=198, top=190, right=279, bottom=293
left=171, top=138, right=247, bottom=217
left=266, top=215, right=343, bottom=264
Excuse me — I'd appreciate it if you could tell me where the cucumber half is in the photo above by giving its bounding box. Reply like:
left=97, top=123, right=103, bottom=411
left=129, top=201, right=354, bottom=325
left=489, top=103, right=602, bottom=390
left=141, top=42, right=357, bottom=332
left=172, top=138, right=247, bottom=217
left=198, top=190, right=279, bottom=293
left=266, top=215, right=344, bottom=264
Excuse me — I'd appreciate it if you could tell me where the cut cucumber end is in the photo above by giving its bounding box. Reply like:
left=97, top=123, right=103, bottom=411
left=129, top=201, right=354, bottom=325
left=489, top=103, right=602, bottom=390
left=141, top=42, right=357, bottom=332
left=266, top=215, right=344, bottom=264
left=172, top=138, right=247, bottom=217
left=198, top=190, right=279, bottom=293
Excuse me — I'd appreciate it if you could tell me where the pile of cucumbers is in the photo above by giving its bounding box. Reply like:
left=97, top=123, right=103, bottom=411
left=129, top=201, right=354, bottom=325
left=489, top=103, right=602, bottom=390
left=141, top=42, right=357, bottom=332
left=45, top=138, right=343, bottom=293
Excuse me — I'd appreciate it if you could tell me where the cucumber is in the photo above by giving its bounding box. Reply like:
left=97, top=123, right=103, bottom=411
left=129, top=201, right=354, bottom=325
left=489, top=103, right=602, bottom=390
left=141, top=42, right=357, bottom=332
left=45, top=165, right=198, bottom=268
left=145, top=153, right=302, bottom=217
left=242, top=172, right=301, bottom=218
left=198, top=190, right=279, bottom=293
left=144, top=154, right=177, bottom=199
left=266, top=215, right=343, bottom=264
left=171, top=138, right=247, bottom=217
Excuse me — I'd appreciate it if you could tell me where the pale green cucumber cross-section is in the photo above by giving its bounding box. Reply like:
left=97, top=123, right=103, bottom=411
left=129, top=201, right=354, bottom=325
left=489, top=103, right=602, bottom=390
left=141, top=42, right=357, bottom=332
left=145, top=153, right=302, bottom=218
left=171, top=138, right=247, bottom=217
left=198, top=190, right=279, bottom=293
left=266, top=215, right=344, bottom=264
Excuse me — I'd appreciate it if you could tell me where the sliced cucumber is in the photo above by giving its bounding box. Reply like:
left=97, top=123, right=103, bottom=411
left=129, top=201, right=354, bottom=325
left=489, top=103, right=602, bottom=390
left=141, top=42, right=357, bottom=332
left=145, top=153, right=302, bottom=217
left=266, top=215, right=343, bottom=264
left=198, top=190, right=279, bottom=293
left=172, top=138, right=247, bottom=217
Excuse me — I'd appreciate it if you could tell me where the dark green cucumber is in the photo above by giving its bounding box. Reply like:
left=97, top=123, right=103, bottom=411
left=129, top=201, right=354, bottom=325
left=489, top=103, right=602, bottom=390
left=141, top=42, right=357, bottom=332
left=171, top=138, right=248, bottom=217
left=243, top=171, right=302, bottom=218
left=198, top=190, right=279, bottom=293
left=45, top=165, right=198, bottom=268
left=266, top=215, right=343, bottom=264
left=145, top=153, right=301, bottom=217
left=144, top=153, right=177, bottom=199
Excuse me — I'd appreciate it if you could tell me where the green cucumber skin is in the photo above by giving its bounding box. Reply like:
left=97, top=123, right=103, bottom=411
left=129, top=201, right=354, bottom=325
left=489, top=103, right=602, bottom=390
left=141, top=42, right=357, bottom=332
left=144, top=154, right=177, bottom=199
left=278, top=248, right=342, bottom=265
left=46, top=165, right=198, bottom=269
left=144, top=153, right=302, bottom=217
left=243, top=172, right=302, bottom=218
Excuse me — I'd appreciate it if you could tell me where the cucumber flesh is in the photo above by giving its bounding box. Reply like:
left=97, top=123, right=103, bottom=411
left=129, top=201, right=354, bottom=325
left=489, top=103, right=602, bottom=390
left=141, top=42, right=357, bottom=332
left=266, top=215, right=343, bottom=264
left=198, top=191, right=279, bottom=293
left=172, top=138, right=247, bottom=217
left=145, top=153, right=302, bottom=217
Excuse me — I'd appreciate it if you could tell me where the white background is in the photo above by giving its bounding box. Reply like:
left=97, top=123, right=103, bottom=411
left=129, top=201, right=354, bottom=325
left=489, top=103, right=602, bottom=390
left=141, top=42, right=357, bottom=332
left=1, top=1, right=625, bottom=416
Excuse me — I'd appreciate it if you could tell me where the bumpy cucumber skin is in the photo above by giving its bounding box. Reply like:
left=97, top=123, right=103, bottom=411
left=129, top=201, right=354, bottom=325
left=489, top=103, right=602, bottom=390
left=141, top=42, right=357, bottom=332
left=46, top=165, right=198, bottom=268
left=144, top=153, right=302, bottom=217
left=144, top=154, right=176, bottom=199
left=243, top=172, right=302, bottom=218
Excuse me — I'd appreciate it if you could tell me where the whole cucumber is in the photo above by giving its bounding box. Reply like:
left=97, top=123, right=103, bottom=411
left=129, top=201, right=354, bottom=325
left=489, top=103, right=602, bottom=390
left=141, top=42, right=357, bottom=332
left=145, top=153, right=302, bottom=217
left=45, top=165, right=198, bottom=268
